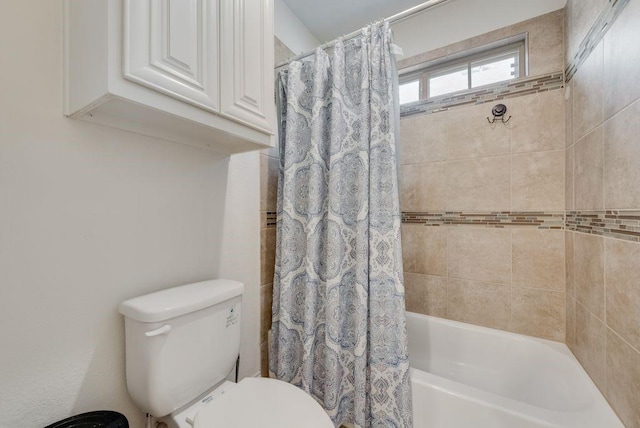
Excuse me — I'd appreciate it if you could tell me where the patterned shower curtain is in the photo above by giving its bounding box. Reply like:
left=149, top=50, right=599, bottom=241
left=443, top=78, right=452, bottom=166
left=269, top=22, right=412, bottom=428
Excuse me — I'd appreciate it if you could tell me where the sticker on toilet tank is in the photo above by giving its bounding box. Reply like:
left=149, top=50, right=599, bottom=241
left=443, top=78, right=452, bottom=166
left=226, top=304, right=239, bottom=327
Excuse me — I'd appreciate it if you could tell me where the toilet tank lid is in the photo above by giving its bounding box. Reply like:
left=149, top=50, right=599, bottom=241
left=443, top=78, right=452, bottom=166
left=119, top=280, right=244, bottom=323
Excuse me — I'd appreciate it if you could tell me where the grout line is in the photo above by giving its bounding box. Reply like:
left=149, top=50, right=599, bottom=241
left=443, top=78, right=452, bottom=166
left=575, top=298, right=606, bottom=329
left=445, top=227, right=449, bottom=279
left=444, top=274, right=511, bottom=287
left=603, top=236, right=609, bottom=395
left=601, top=117, right=606, bottom=210
left=510, top=229, right=514, bottom=287
left=563, top=230, right=568, bottom=295
left=573, top=122, right=605, bottom=148
left=403, top=271, right=448, bottom=279
left=603, top=235, right=607, bottom=327
left=509, top=144, right=513, bottom=213
left=402, top=153, right=512, bottom=167
left=442, top=226, right=450, bottom=320
left=510, top=284, right=566, bottom=293
left=509, top=227, right=515, bottom=337
left=602, top=90, right=640, bottom=126
left=604, top=322, right=609, bottom=396
left=399, top=147, right=566, bottom=167
left=572, top=140, right=576, bottom=209
left=606, top=324, right=640, bottom=357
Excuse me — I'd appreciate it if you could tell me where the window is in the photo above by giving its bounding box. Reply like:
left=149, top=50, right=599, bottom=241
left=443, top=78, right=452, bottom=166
left=399, top=42, right=525, bottom=105
left=429, top=64, right=469, bottom=98
left=398, top=79, right=420, bottom=105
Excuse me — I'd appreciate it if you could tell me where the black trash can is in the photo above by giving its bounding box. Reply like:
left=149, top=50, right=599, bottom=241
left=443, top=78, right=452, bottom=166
left=44, top=411, right=128, bottom=428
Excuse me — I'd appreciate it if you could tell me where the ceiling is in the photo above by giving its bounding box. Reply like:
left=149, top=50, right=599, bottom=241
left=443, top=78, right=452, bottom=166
left=282, top=0, right=432, bottom=43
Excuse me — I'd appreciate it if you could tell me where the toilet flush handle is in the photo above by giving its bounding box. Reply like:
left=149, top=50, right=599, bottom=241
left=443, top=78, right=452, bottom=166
left=145, top=324, right=172, bottom=337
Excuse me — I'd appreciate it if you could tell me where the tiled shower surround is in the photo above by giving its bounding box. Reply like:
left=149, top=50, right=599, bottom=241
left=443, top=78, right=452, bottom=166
left=398, top=1, right=640, bottom=425
left=564, top=0, right=640, bottom=425
left=263, top=3, right=640, bottom=424
left=399, top=10, right=567, bottom=342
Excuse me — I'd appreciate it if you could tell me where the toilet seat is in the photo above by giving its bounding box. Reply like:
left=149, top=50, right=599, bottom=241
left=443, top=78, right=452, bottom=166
left=192, top=377, right=333, bottom=428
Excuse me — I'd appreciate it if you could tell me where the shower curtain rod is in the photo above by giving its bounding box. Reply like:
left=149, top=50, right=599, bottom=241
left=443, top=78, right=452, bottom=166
left=275, top=0, right=452, bottom=69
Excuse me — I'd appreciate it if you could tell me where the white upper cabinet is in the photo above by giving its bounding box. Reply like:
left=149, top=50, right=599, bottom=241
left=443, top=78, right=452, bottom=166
left=64, top=0, right=275, bottom=154
left=220, top=0, right=275, bottom=133
left=123, top=0, right=220, bottom=113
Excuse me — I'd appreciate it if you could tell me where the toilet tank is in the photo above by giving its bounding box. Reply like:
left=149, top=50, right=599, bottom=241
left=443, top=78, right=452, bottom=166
left=118, top=280, right=243, bottom=417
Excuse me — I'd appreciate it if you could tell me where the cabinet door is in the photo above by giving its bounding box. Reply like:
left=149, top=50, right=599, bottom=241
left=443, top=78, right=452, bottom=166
left=220, top=0, right=275, bottom=134
left=123, top=0, right=219, bottom=112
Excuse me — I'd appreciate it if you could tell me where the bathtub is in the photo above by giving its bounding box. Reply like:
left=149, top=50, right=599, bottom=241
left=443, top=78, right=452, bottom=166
left=406, top=312, right=623, bottom=428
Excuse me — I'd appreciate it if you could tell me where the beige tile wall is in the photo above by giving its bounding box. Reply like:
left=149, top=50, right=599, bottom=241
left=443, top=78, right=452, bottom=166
left=400, top=97, right=567, bottom=343
left=259, top=37, right=293, bottom=377
left=400, top=92, right=566, bottom=213
left=565, top=0, right=640, bottom=425
left=565, top=0, right=609, bottom=65
left=402, top=224, right=567, bottom=341
left=398, top=10, right=564, bottom=77
left=399, top=11, right=567, bottom=343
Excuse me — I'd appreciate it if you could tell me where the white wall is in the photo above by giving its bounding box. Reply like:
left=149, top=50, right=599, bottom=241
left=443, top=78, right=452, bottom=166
left=0, top=2, right=261, bottom=427
left=274, top=0, right=320, bottom=56
left=393, top=0, right=566, bottom=58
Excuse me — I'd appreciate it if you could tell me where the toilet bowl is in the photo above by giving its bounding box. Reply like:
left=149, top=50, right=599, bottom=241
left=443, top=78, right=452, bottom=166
left=169, top=378, right=332, bottom=428
left=118, top=280, right=333, bottom=428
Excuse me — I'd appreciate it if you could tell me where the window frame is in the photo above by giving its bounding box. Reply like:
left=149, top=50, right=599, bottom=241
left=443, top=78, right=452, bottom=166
left=399, top=41, right=526, bottom=104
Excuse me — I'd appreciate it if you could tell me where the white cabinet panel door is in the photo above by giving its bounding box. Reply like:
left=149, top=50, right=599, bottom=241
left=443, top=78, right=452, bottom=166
left=220, top=0, right=274, bottom=134
left=123, top=0, right=219, bottom=112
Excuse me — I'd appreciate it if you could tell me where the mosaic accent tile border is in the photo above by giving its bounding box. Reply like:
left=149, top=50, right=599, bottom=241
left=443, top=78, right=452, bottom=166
left=400, top=73, right=564, bottom=117
left=265, top=211, right=277, bottom=227
left=401, top=211, right=565, bottom=229
left=566, top=211, right=640, bottom=242
left=267, top=211, right=640, bottom=241
left=565, top=0, right=630, bottom=82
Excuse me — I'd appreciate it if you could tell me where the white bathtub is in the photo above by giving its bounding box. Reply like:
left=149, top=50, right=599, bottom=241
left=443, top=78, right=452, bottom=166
left=406, top=312, right=623, bottom=428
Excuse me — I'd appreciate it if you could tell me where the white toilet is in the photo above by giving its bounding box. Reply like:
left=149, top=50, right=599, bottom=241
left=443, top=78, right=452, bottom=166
left=118, top=279, right=333, bottom=428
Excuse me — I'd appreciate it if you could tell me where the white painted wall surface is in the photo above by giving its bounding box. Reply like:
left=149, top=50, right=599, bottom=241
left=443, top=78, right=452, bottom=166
left=274, top=0, right=320, bottom=55
left=392, top=0, right=566, bottom=58
left=0, top=2, right=260, bottom=427
left=217, top=153, right=261, bottom=384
